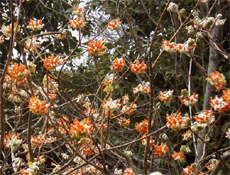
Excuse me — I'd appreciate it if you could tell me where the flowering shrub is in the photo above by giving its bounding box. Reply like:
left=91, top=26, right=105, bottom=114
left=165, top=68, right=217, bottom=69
left=0, top=1, right=229, bottom=175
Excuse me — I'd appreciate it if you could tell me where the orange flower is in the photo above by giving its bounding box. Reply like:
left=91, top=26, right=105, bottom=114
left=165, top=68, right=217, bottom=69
left=69, top=17, right=86, bottom=29
left=112, top=57, right=125, bottom=71
left=206, top=71, right=226, bottom=91
left=210, top=96, right=228, bottom=113
left=24, top=37, right=40, bottom=54
left=72, top=6, right=83, bottom=16
left=42, top=55, right=65, bottom=70
left=108, top=17, right=121, bottom=30
left=118, top=118, right=130, bottom=127
left=81, top=138, right=95, bottom=156
left=69, top=118, right=91, bottom=138
left=133, top=81, right=150, bottom=94
left=141, top=134, right=154, bottom=147
left=166, top=112, right=189, bottom=131
left=172, top=151, right=185, bottom=162
left=161, top=40, right=176, bottom=53
left=193, top=109, right=215, bottom=124
left=0, top=35, right=4, bottom=44
left=135, top=119, right=154, bottom=133
left=121, top=103, right=137, bottom=115
left=29, top=96, right=50, bottom=115
left=178, top=92, right=198, bottom=107
left=153, top=143, right=168, bottom=157
left=183, top=165, right=197, bottom=175
left=7, top=62, right=29, bottom=86
left=181, top=130, right=192, bottom=141
left=206, top=159, right=218, bottom=171
left=222, top=89, right=230, bottom=109
left=159, top=90, right=174, bottom=102
left=130, top=60, right=147, bottom=74
left=28, top=19, right=43, bottom=31
left=1, top=23, right=20, bottom=37
left=123, top=168, right=135, bottom=175
left=87, top=38, right=107, bottom=56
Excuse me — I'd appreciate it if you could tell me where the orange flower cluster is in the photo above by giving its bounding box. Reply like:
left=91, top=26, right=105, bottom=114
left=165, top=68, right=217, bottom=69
left=210, top=96, right=228, bottom=113
left=206, top=159, right=218, bottom=171
left=102, top=98, right=121, bottom=111
left=102, top=73, right=116, bottom=85
left=112, top=57, right=125, bottom=71
left=72, top=6, right=83, bottom=16
left=162, top=38, right=197, bottom=54
left=141, top=134, right=154, bottom=147
left=1, top=23, right=20, bottom=37
left=121, top=103, right=137, bottom=115
left=124, top=168, right=135, bottom=175
left=181, top=130, right=192, bottom=141
left=43, top=75, right=59, bottom=100
left=153, top=143, right=168, bottom=158
left=193, top=109, right=215, bottom=124
left=24, top=36, right=40, bottom=54
left=87, top=38, right=107, bottom=56
left=69, top=118, right=92, bottom=138
left=130, top=60, right=147, bottom=74
left=158, top=90, right=174, bottom=102
left=4, top=133, right=22, bottom=149
left=178, top=92, right=198, bottom=107
left=80, top=138, right=95, bottom=156
left=29, top=96, right=50, bottom=115
left=69, top=17, right=86, bottom=29
left=31, top=134, right=56, bottom=147
left=108, top=17, right=121, bottom=31
left=206, top=71, right=226, bottom=91
left=28, top=19, right=43, bottom=31
left=42, top=55, right=65, bottom=70
left=7, top=62, right=29, bottom=86
left=135, top=119, right=154, bottom=133
left=166, top=112, right=189, bottom=131
left=118, top=118, right=130, bottom=127
left=172, top=151, right=185, bottom=162
left=133, top=81, right=150, bottom=94
left=0, top=35, right=4, bottom=44
left=182, top=165, right=197, bottom=175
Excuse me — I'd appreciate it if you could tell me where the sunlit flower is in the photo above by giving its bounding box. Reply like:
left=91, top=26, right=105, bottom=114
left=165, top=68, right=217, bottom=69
left=135, top=119, right=154, bottom=133
left=166, top=112, right=189, bottom=131
left=123, top=168, right=135, bottom=175
left=158, top=90, right=174, bottom=102
left=0, top=35, right=4, bottom=44
left=133, top=81, right=150, bottom=94
left=29, top=96, right=50, bottom=115
left=183, top=164, right=197, bottom=175
left=24, top=37, right=41, bottom=54
left=210, top=96, right=228, bottom=113
left=7, top=62, right=29, bottom=86
left=20, top=161, right=39, bottom=175
left=153, top=143, right=168, bottom=157
left=28, top=19, right=44, bottom=31
left=4, top=133, right=22, bottom=149
left=121, top=103, right=137, bottom=115
left=181, top=130, right=192, bottom=141
left=206, top=159, right=218, bottom=171
left=108, top=17, right=121, bottom=30
left=130, top=60, right=147, bottom=74
left=69, top=17, right=86, bottom=29
left=1, top=23, right=20, bottom=37
left=206, top=71, right=226, bottom=91
left=193, top=109, right=215, bottom=124
left=172, top=151, right=185, bottom=162
left=88, top=38, right=107, bottom=56
left=225, top=128, right=230, bottom=139
left=42, top=55, right=65, bottom=70
left=72, top=6, right=83, bottom=16
left=102, top=98, right=121, bottom=111
left=112, top=57, right=125, bottom=71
